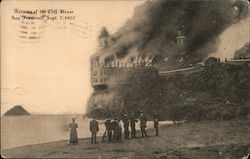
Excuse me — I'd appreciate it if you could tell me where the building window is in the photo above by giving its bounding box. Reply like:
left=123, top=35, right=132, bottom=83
left=92, top=78, right=98, bottom=83
left=93, top=70, right=98, bottom=76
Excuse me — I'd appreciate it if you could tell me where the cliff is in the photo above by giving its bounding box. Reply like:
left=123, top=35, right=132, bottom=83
left=87, top=59, right=250, bottom=121
left=158, top=59, right=250, bottom=121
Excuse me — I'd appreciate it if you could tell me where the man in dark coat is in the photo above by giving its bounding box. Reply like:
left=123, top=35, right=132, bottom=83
left=117, top=119, right=122, bottom=142
left=153, top=111, right=159, bottom=136
left=122, top=114, right=130, bottom=139
left=140, top=112, right=148, bottom=137
left=89, top=119, right=99, bottom=144
left=129, top=113, right=138, bottom=138
left=112, top=119, right=120, bottom=143
left=103, top=118, right=112, bottom=142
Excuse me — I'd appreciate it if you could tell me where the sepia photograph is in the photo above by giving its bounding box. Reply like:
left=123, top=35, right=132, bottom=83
left=1, top=0, right=250, bottom=158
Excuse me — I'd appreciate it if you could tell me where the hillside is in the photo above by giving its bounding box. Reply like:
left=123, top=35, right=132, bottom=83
left=87, top=58, right=250, bottom=121
left=234, top=41, right=250, bottom=59
left=4, top=106, right=31, bottom=116
left=158, top=59, right=250, bottom=121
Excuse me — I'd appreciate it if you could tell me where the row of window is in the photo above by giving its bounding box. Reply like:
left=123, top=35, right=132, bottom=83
left=92, top=69, right=129, bottom=76
left=92, top=78, right=109, bottom=83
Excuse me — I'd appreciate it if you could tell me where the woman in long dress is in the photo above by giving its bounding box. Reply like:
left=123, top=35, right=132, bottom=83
left=69, top=118, right=78, bottom=145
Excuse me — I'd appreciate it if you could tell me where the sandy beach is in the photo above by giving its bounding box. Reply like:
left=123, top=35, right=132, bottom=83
left=2, top=119, right=250, bottom=159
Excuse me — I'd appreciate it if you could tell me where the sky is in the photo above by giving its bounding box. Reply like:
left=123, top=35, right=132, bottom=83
left=1, top=0, right=145, bottom=115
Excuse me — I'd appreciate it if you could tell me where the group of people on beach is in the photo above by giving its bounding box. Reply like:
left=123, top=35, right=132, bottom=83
left=69, top=111, right=159, bottom=145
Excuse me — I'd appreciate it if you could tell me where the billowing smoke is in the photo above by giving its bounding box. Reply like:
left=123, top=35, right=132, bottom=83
left=210, top=18, right=249, bottom=60
left=93, top=0, right=249, bottom=68
left=87, top=0, right=249, bottom=118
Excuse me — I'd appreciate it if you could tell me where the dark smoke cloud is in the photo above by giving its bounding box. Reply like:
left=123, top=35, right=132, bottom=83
left=94, top=0, right=249, bottom=68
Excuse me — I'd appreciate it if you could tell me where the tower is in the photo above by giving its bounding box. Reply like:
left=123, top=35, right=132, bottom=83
left=98, top=27, right=113, bottom=48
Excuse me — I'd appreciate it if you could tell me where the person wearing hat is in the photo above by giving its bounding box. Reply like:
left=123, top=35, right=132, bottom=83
left=140, top=112, right=148, bottom=137
left=112, top=118, right=120, bottom=143
left=122, top=114, right=130, bottom=139
left=69, top=118, right=78, bottom=145
left=103, top=117, right=112, bottom=142
left=129, top=113, right=138, bottom=138
left=89, top=119, right=99, bottom=144
left=117, top=119, right=122, bottom=142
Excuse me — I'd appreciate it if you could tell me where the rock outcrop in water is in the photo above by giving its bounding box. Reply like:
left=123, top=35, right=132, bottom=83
left=4, top=106, right=31, bottom=116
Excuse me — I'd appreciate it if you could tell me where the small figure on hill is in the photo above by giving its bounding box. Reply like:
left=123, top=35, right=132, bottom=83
left=69, top=118, right=78, bottom=145
left=130, top=113, right=138, bottom=138
left=89, top=119, right=99, bottom=144
left=140, top=112, right=148, bottom=137
left=153, top=111, right=159, bottom=136
left=122, top=114, right=130, bottom=139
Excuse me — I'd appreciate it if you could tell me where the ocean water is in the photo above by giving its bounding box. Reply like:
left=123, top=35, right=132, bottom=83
left=1, top=115, right=171, bottom=150
left=1, top=115, right=102, bottom=150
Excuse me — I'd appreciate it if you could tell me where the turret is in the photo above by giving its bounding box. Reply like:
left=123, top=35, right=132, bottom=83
left=98, top=27, right=113, bottom=48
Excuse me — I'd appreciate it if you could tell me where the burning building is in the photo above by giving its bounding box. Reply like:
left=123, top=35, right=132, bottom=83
left=87, top=0, right=249, bottom=117
left=90, top=0, right=248, bottom=81
left=90, top=27, right=188, bottom=91
left=91, top=54, right=155, bottom=91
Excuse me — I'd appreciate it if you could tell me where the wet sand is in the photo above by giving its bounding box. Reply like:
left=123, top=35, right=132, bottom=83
left=2, top=119, right=250, bottom=159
